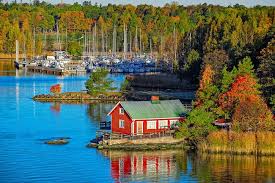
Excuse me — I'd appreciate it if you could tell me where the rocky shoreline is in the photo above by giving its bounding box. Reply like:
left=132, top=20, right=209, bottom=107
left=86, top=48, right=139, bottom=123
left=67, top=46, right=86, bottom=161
left=33, top=92, right=125, bottom=102
left=87, top=142, right=188, bottom=151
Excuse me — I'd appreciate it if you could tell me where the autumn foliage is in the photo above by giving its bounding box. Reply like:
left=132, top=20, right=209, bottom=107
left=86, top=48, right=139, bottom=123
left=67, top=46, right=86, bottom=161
left=219, top=74, right=260, bottom=109
left=199, top=64, right=214, bottom=91
left=50, top=84, right=61, bottom=94
left=195, top=64, right=219, bottom=108
left=219, top=74, right=274, bottom=131
left=232, top=98, right=274, bottom=132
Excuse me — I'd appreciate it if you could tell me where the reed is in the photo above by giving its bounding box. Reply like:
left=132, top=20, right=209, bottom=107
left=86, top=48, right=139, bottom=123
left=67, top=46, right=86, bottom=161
left=198, top=130, right=275, bottom=156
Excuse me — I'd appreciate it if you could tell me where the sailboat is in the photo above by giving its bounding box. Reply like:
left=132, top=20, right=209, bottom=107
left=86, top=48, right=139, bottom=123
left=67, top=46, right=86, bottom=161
left=14, top=40, right=22, bottom=69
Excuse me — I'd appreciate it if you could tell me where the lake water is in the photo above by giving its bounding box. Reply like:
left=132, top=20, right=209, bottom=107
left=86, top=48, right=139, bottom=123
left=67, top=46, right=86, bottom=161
left=0, top=60, right=275, bottom=183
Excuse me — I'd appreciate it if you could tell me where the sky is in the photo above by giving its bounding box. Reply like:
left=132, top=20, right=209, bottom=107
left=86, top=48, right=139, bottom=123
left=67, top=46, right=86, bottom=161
left=5, top=0, right=275, bottom=7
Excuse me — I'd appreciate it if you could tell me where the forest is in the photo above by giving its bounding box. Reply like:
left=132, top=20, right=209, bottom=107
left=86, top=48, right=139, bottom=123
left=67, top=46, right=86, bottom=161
left=0, top=1, right=274, bottom=102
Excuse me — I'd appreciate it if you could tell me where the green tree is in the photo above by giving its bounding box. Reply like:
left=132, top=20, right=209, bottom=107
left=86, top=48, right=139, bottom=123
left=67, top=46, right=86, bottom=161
left=176, top=65, right=218, bottom=143
left=85, top=68, right=116, bottom=96
left=67, top=41, right=82, bottom=56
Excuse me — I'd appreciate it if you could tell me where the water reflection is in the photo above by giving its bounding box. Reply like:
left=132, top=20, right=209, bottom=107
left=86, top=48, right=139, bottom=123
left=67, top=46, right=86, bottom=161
left=100, top=150, right=275, bottom=183
left=0, top=59, right=15, bottom=76
left=101, top=150, right=188, bottom=182
left=50, top=102, right=61, bottom=113
left=191, top=153, right=275, bottom=183
left=86, top=103, right=115, bottom=122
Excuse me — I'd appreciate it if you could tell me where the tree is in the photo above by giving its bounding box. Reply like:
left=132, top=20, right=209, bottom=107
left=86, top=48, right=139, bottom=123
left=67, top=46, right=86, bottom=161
left=270, top=94, right=275, bottom=110
left=50, top=84, right=61, bottom=94
left=176, top=107, right=217, bottom=145
left=232, top=97, right=274, bottom=132
left=237, top=56, right=256, bottom=78
left=196, top=64, right=220, bottom=112
left=67, top=41, right=82, bottom=56
left=85, top=68, right=116, bottom=96
left=176, top=64, right=218, bottom=143
left=202, top=49, right=230, bottom=84
left=184, top=49, right=200, bottom=71
left=219, top=74, right=261, bottom=117
left=257, top=39, right=275, bottom=100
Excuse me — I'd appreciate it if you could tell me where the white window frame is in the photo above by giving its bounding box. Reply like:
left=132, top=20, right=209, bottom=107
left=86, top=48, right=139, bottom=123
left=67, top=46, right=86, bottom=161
left=147, top=120, right=156, bottom=129
left=119, top=119, right=125, bottom=128
left=159, top=120, right=168, bottom=129
left=119, top=108, right=124, bottom=115
left=170, top=120, right=179, bottom=128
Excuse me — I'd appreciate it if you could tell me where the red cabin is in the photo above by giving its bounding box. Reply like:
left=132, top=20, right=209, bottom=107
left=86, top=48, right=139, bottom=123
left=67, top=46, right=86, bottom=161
left=108, top=99, right=187, bottom=135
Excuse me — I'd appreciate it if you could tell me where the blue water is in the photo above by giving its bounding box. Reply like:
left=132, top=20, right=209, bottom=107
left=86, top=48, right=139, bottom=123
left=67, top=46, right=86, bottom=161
left=0, top=74, right=120, bottom=182
left=0, top=67, right=275, bottom=183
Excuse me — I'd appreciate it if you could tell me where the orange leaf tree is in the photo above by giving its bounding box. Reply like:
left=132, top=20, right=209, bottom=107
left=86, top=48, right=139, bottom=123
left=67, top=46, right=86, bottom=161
left=232, top=98, right=274, bottom=132
left=50, top=84, right=61, bottom=94
left=220, top=74, right=274, bottom=131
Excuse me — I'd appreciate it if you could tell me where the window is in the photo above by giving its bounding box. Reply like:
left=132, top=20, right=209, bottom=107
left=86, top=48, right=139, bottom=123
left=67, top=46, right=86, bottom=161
left=170, top=120, right=179, bottom=128
left=159, top=120, right=168, bottom=129
left=119, top=120, right=124, bottom=128
left=119, top=108, right=124, bottom=115
left=147, top=121, right=156, bottom=129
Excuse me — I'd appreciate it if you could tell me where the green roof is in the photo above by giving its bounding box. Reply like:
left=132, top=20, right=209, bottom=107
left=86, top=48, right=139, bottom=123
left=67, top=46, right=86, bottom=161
left=120, top=100, right=187, bottom=120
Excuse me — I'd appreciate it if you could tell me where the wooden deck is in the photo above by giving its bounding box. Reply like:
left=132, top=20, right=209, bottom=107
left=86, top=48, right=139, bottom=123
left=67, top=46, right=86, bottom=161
left=27, top=66, right=86, bottom=75
left=27, top=66, right=67, bottom=75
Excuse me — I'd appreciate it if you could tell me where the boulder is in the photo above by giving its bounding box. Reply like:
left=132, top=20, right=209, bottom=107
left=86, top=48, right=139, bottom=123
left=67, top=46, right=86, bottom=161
left=45, top=138, right=69, bottom=145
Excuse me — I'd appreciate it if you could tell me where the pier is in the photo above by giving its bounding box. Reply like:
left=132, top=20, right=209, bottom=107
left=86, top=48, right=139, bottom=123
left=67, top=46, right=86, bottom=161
left=27, top=66, right=86, bottom=76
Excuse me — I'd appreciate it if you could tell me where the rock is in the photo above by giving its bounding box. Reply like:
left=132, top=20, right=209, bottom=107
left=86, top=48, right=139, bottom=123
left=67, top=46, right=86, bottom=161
left=86, top=143, right=98, bottom=148
left=45, top=139, right=69, bottom=145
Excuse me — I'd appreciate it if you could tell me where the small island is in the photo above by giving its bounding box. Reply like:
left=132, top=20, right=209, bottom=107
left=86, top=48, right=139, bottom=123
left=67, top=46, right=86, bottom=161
left=33, top=68, right=125, bottom=102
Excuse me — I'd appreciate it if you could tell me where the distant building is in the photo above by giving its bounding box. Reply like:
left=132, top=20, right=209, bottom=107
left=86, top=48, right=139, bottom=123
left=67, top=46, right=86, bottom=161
left=108, top=97, right=187, bottom=135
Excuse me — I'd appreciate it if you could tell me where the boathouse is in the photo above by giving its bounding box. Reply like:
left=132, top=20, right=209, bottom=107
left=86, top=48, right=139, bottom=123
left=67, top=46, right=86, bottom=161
left=108, top=97, right=187, bottom=135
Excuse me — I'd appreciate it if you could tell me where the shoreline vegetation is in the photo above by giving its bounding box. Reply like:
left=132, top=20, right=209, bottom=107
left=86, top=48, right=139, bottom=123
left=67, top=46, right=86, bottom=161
left=175, top=57, right=275, bottom=156
left=199, top=131, right=275, bottom=156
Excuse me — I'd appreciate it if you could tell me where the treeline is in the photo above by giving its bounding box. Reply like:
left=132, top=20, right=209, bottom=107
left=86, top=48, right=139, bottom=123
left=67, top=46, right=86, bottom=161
left=0, top=2, right=274, bottom=100
left=0, top=2, right=274, bottom=60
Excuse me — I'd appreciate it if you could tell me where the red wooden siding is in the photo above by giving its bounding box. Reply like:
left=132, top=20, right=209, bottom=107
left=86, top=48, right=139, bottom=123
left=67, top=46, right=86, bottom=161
left=132, top=118, right=184, bottom=135
left=110, top=104, right=132, bottom=135
left=110, top=104, right=185, bottom=135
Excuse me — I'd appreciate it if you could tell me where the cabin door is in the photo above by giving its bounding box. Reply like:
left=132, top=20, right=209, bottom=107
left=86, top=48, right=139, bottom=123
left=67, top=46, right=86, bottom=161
left=137, top=121, right=143, bottom=135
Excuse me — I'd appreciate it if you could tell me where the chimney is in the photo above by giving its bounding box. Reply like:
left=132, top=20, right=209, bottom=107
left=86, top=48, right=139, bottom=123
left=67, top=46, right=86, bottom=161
left=151, top=96, right=160, bottom=104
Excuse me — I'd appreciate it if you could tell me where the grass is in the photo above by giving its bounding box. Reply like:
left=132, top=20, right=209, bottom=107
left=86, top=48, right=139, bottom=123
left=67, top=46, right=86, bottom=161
left=198, top=130, right=275, bottom=156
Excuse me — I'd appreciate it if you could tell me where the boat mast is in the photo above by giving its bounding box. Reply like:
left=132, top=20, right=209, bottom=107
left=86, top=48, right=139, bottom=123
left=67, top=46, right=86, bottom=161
left=105, top=30, right=108, bottom=55
left=23, top=36, right=26, bottom=60
left=150, top=38, right=152, bottom=58
left=65, top=28, right=68, bottom=52
left=173, top=25, right=177, bottom=72
left=33, top=27, right=35, bottom=59
left=134, top=26, right=138, bottom=54
left=160, top=35, right=163, bottom=58
left=83, top=31, right=86, bottom=57
left=16, top=40, right=19, bottom=63
left=101, top=25, right=104, bottom=56
left=139, top=28, right=142, bottom=56
left=43, top=30, right=47, bottom=57
left=123, top=23, right=127, bottom=59
left=112, top=25, right=116, bottom=55
left=174, top=25, right=177, bottom=61
left=94, top=22, right=97, bottom=56
left=129, top=30, right=132, bottom=58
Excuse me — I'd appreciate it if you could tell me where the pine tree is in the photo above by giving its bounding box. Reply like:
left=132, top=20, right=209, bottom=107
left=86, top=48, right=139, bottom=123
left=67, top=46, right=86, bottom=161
left=85, top=68, right=116, bottom=96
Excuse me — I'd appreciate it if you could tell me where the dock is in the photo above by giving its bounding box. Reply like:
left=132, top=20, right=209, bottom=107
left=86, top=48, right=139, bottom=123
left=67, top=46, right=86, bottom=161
left=27, top=66, right=86, bottom=75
